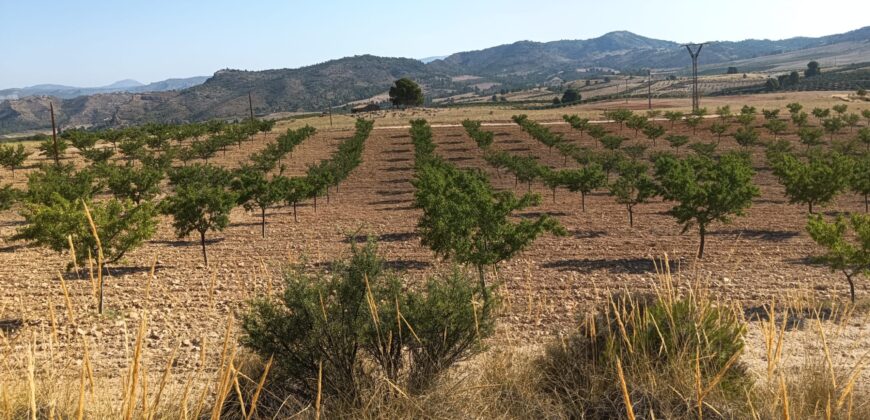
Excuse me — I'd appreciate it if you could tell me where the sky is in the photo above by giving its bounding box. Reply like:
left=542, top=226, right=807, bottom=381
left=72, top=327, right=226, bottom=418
left=1, top=0, right=868, bottom=88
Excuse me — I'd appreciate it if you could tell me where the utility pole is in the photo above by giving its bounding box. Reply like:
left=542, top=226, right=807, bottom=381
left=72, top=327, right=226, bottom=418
left=625, top=77, right=629, bottom=103
left=684, top=43, right=705, bottom=113
left=248, top=91, right=255, bottom=122
left=648, top=69, right=652, bottom=110
left=49, top=102, right=59, bottom=166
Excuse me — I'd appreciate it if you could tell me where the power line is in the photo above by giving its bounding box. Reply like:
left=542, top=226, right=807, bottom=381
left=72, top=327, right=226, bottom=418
left=684, top=43, right=706, bottom=113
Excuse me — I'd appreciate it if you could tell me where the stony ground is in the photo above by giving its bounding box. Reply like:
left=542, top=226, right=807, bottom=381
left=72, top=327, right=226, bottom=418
left=1, top=99, right=868, bottom=384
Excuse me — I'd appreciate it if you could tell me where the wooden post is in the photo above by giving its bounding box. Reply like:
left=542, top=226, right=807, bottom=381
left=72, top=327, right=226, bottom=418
left=50, top=102, right=59, bottom=166
left=248, top=91, right=254, bottom=122
left=648, top=70, right=652, bottom=110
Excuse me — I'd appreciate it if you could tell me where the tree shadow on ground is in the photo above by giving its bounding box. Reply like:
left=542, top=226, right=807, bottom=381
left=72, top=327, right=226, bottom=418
left=150, top=237, right=225, bottom=248
left=384, top=148, right=411, bottom=154
left=744, top=304, right=836, bottom=330
left=384, top=166, right=412, bottom=173
left=376, top=190, right=412, bottom=196
left=570, top=229, right=607, bottom=239
left=505, top=147, right=531, bottom=153
left=377, top=205, right=416, bottom=212
left=495, top=132, right=511, bottom=137
left=381, top=178, right=410, bottom=185
left=447, top=156, right=474, bottom=162
left=445, top=147, right=471, bottom=153
left=709, top=229, right=800, bottom=242
left=342, top=232, right=417, bottom=244
left=383, top=259, right=431, bottom=270
left=0, top=319, right=24, bottom=336
left=390, top=134, right=409, bottom=139
left=517, top=211, right=569, bottom=218
left=367, top=198, right=411, bottom=206
left=383, top=157, right=411, bottom=163
left=0, top=244, right=24, bottom=253
left=542, top=257, right=677, bottom=274
left=439, top=140, right=463, bottom=145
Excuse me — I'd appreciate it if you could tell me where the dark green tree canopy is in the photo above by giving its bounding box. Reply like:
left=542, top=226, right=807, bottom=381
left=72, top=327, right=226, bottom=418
left=389, top=78, right=424, bottom=108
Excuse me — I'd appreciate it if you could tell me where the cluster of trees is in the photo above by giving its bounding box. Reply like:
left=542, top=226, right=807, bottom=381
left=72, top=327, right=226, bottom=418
left=3, top=117, right=374, bottom=291
left=469, top=116, right=761, bottom=259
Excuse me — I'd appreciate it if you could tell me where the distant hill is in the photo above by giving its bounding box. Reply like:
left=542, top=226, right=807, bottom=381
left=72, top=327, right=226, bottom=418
left=2, top=26, right=869, bottom=134
left=0, top=76, right=208, bottom=100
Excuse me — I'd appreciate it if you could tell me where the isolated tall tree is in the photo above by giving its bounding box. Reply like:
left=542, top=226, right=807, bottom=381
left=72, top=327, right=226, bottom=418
left=805, top=61, right=821, bottom=77
left=162, top=165, right=237, bottom=267
left=609, top=161, right=658, bottom=227
left=562, top=163, right=606, bottom=212
left=0, top=144, right=31, bottom=179
left=806, top=214, right=870, bottom=303
left=561, top=89, right=581, bottom=103
left=654, top=153, right=759, bottom=258
left=389, top=78, right=424, bottom=109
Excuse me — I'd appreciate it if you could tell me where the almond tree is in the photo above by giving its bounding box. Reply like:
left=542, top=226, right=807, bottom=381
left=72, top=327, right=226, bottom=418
left=0, top=144, right=31, bottom=179
left=643, top=124, right=666, bottom=147
left=851, top=154, right=870, bottom=212
left=806, top=214, right=870, bottom=303
left=274, top=176, right=312, bottom=222
left=664, top=111, right=683, bottom=129
left=708, top=122, right=728, bottom=145
left=562, top=163, right=606, bottom=211
left=233, top=166, right=284, bottom=237
left=609, top=161, right=658, bottom=227
left=162, top=164, right=237, bottom=267
left=654, top=153, right=758, bottom=258
left=769, top=151, right=851, bottom=214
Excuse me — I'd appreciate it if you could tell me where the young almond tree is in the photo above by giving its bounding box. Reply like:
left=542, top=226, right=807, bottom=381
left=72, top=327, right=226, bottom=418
left=664, top=111, right=683, bottom=129
left=769, top=151, right=851, bottom=214
left=851, top=155, right=870, bottom=213
left=233, top=166, right=284, bottom=237
left=654, top=153, right=759, bottom=258
left=162, top=164, right=237, bottom=267
left=609, top=161, right=658, bottom=227
left=708, top=122, right=728, bottom=145
left=274, top=176, right=312, bottom=222
left=412, top=160, right=564, bottom=302
left=562, top=164, right=606, bottom=212
left=806, top=214, right=870, bottom=303
left=0, top=144, right=31, bottom=179
left=102, top=163, right=164, bottom=205
left=798, top=127, right=825, bottom=151
left=13, top=196, right=157, bottom=268
left=0, top=184, right=20, bottom=211
left=642, top=124, right=666, bottom=147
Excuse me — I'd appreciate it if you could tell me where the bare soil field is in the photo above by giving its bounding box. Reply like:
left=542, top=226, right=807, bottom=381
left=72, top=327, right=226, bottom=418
left=1, top=93, right=868, bottom=386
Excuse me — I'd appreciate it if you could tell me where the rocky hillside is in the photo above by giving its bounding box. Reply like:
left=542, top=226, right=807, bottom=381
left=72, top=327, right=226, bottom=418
left=2, top=26, right=868, bottom=134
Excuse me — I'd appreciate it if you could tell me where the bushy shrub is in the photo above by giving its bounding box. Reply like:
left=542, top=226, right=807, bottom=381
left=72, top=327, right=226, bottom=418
left=536, top=281, right=750, bottom=418
left=240, top=240, right=495, bottom=407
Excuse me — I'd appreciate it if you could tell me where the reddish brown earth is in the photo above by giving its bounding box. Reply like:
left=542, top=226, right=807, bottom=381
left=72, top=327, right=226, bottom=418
left=0, top=117, right=865, bottom=377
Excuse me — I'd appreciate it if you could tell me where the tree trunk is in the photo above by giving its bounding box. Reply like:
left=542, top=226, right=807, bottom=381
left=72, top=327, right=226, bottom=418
left=200, top=230, right=209, bottom=267
left=552, top=187, right=556, bottom=203
left=581, top=192, right=586, bottom=212
left=314, top=195, right=317, bottom=213
left=326, top=187, right=330, bottom=204
left=809, top=202, right=814, bottom=214
left=293, top=202, right=298, bottom=222
left=846, top=273, right=856, bottom=303
left=864, top=194, right=868, bottom=213
left=697, top=225, right=706, bottom=259
left=628, top=205, right=633, bottom=227
left=261, top=207, right=266, bottom=238
left=477, top=264, right=489, bottom=303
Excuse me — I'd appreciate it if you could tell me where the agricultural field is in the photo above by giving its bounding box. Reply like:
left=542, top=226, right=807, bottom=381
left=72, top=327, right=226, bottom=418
left=1, top=91, right=869, bottom=417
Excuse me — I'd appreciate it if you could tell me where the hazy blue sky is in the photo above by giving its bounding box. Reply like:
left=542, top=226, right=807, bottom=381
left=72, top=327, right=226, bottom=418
left=1, top=0, right=867, bottom=88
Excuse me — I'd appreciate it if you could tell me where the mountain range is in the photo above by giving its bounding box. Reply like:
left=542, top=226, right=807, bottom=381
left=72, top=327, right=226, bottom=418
left=0, top=76, right=209, bottom=100
left=2, top=26, right=869, bottom=135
